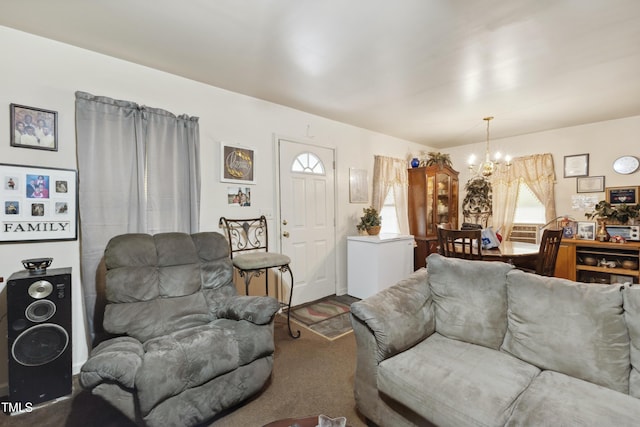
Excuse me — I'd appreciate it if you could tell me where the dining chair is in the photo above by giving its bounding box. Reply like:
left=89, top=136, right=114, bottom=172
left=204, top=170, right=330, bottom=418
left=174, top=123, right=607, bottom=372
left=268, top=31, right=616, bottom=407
left=533, top=228, right=564, bottom=276
left=219, top=216, right=300, bottom=338
left=437, top=228, right=483, bottom=260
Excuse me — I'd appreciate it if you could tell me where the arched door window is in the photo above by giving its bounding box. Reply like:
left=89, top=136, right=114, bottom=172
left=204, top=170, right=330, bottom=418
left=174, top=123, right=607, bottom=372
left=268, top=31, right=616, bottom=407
left=291, top=152, right=325, bottom=175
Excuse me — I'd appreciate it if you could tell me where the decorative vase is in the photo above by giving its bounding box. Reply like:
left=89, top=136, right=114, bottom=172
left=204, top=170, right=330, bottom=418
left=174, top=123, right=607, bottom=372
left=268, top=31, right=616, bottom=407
left=596, top=220, right=609, bottom=242
left=410, top=157, right=420, bottom=168
left=367, top=225, right=381, bottom=236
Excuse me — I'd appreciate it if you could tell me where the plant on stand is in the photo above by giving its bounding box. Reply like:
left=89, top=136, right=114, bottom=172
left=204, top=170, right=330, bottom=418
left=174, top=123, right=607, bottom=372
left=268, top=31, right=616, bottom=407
left=357, top=206, right=382, bottom=235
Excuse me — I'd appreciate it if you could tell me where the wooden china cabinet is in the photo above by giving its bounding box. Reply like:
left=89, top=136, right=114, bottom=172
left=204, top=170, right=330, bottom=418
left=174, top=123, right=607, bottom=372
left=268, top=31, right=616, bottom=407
left=408, top=165, right=460, bottom=269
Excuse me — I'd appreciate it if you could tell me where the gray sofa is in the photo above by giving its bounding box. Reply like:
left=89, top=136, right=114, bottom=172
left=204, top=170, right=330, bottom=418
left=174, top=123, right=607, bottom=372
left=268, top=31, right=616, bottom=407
left=80, top=232, right=280, bottom=427
left=350, top=253, right=640, bottom=426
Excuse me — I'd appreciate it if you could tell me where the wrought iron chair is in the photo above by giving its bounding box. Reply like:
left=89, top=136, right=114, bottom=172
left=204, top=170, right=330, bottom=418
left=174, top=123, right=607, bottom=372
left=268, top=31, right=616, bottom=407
left=437, top=228, right=483, bottom=260
left=219, top=216, right=300, bottom=338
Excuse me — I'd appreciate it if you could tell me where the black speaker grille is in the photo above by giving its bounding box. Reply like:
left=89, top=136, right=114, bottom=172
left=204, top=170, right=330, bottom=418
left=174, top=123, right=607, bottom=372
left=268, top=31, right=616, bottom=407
left=11, top=323, right=69, bottom=367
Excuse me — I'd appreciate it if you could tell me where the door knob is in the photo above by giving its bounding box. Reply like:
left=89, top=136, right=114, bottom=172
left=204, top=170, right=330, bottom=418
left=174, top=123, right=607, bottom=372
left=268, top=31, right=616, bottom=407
left=282, top=220, right=288, bottom=225
left=283, top=231, right=290, bottom=238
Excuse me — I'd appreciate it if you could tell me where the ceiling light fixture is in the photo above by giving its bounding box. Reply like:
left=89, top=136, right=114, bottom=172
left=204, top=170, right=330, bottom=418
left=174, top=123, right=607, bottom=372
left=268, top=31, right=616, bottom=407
left=467, top=116, right=511, bottom=178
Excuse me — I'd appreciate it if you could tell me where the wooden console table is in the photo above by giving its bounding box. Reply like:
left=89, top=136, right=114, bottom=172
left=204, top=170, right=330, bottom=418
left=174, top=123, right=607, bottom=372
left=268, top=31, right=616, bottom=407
left=555, top=238, right=640, bottom=284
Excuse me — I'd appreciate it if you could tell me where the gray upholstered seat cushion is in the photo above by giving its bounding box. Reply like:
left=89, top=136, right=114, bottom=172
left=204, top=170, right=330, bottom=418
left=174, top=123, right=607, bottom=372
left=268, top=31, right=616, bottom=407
left=506, top=370, right=640, bottom=426
left=426, top=253, right=514, bottom=350
left=502, top=270, right=630, bottom=393
left=232, top=252, right=290, bottom=270
left=378, top=333, right=540, bottom=427
left=135, top=320, right=275, bottom=415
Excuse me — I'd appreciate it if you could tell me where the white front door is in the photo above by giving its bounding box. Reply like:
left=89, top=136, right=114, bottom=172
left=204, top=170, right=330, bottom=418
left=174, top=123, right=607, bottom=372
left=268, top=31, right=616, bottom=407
left=278, top=139, right=336, bottom=306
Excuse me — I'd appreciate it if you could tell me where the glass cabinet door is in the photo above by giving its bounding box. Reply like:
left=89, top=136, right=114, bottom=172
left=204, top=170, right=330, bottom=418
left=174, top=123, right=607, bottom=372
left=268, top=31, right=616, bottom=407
left=436, top=172, right=451, bottom=225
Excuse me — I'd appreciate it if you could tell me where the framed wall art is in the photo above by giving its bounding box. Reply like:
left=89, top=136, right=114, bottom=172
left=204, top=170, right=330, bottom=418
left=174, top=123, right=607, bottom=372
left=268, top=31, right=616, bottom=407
left=577, top=176, right=605, bottom=193
left=220, top=143, right=255, bottom=184
left=1, top=163, right=77, bottom=243
left=10, top=104, right=58, bottom=151
left=349, top=168, right=368, bottom=203
left=563, top=153, right=589, bottom=178
left=606, top=186, right=639, bottom=205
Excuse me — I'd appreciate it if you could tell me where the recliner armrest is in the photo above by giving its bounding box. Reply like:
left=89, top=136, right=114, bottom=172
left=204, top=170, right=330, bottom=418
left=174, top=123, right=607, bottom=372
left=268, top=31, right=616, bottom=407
left=212, top=295, right=281, bottom=325
left=80, top=336, right=144, bottom=389
left=350, top=268, right=434, bottom=362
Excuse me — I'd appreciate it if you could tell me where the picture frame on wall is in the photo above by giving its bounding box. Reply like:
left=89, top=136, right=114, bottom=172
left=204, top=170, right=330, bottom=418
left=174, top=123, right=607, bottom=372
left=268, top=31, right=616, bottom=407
left=606, top=186, right=639, bottom=206
left=220, top=143, right=255, bottom=184
left=563, top=153, right=589, bottom=178
left=1, top=163, right=77, bottom=243
left=577, top=176, right=605, bottom=193
left=349, top=168, right=368, bottom=203
left=576, top=221, right=596, bottom=240
left=10, top=104, right=58, bottom=151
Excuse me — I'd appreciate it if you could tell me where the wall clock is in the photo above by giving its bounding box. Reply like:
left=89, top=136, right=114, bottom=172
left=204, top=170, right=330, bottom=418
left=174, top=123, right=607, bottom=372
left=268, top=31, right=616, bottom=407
left=613, top=155, right=640, bottom=174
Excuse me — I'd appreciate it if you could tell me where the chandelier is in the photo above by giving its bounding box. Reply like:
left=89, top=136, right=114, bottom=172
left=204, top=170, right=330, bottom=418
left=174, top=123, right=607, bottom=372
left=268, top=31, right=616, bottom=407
left=468, top=116, right=511, bottom=178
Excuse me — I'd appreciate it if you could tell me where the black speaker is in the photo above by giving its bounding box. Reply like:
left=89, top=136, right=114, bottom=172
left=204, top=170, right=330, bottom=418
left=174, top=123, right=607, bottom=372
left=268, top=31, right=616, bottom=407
left=6, top=267, right=72, bottom=406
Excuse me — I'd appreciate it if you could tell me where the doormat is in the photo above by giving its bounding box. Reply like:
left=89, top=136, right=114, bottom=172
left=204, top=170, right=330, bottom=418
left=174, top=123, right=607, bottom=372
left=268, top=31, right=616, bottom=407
left=285, top=294, right=360, bottom=341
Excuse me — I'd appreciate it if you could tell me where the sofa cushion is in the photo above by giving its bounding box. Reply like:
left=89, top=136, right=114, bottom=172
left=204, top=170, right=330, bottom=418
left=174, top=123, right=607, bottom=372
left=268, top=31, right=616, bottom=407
left=426, top=253, right=513, bottom=350
left=506, top=370, right=640, bottom=426
left=502, top=270, right=630, bottom=393
left=623, top=285, right=640, bottom=398
left=378, top=333, right=540, bottom=427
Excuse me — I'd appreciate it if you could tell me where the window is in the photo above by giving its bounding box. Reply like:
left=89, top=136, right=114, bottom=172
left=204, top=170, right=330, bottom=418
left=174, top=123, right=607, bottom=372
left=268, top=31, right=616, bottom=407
left=513, top=180, right=545, bottom=224
left=380, top=190, right=400, bottom=234
left=291, top=152, right=325, bottom=175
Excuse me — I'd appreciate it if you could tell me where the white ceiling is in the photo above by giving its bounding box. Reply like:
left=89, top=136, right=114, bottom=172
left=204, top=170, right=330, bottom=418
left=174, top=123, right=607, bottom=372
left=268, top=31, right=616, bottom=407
left=1, top=0, right=639, bottom=148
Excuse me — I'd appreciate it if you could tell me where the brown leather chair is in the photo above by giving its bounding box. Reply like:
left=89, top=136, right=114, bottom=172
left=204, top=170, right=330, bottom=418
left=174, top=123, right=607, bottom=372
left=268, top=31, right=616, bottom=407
left=437, top=228, right=483, bottom=260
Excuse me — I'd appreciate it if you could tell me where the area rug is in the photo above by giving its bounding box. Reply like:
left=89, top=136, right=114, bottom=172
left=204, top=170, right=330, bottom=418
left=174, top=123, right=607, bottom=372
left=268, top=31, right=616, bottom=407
left=285, top=294, right=360, bottom=341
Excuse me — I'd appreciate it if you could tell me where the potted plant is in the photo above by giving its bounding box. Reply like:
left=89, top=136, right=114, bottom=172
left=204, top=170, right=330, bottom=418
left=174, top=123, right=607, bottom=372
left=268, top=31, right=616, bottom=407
left=585, top=201, right=640, bottom=224
left=614, top=203, right=640, bottom=225
left=422, top=152, right=453, bottom=168
left=357, top=206, right=382, bottom=235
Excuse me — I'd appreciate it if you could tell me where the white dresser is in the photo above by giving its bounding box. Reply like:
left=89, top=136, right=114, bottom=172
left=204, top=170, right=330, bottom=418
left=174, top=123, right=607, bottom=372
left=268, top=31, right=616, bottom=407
left=347, top=233, right=415, bottom=299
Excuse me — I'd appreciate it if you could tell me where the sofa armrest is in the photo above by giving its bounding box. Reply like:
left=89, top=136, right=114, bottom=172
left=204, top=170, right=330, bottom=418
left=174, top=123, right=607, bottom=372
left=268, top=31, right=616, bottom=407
left=350, top=268, right=434, bottom=363
left=80, top=336, right=144, bottom=389
left=213, top=295, right=280, bottom=325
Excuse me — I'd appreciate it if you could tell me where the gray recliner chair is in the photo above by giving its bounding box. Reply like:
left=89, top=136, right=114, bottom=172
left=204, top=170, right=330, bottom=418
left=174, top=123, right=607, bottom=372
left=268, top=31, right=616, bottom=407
left=80, top=232, right=280, bottom=427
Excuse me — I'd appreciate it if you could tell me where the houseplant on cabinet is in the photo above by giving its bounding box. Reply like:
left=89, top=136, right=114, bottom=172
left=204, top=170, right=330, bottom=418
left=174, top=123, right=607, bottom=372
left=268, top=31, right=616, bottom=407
left=357, top=206, right=382, bottom=235
left=585, top=201, right=640, bottom=241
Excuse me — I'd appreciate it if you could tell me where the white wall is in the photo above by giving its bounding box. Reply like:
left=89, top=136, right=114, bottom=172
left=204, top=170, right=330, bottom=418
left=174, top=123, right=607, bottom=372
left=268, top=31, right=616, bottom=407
left=446, top=115, right=640, bottom=223
left=0, top=26, right=427, bottom=389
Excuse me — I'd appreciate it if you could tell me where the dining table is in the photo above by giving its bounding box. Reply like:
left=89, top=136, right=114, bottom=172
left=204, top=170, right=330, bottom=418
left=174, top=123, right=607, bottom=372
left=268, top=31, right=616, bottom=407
left=481, top=240, right=540, bottom=268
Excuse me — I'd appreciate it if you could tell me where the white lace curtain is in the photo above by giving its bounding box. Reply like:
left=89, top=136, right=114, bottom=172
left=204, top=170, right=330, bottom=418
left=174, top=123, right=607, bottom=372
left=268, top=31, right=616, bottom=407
left=491, top=153, right=556, bottom=236
left=75, top=91, right=201, bottom=343
left=371, top=155, right=409, bottom=234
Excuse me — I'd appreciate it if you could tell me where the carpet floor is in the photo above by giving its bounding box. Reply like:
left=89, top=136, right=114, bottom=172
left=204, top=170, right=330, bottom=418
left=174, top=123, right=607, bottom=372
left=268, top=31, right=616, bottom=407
left=288, top=294, right=360, bottom=340
left=1, top=315, right=368, bottom=427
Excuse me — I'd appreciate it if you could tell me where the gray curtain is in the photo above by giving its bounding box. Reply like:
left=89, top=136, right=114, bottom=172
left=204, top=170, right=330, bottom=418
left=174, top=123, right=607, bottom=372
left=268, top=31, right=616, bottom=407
left=75, top=91, right=200, bottom=343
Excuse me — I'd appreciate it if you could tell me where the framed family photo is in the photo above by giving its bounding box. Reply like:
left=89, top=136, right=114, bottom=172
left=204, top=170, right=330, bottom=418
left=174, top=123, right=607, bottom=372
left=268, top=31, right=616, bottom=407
left=1, top=163, right=77, bottom=243
left=220, top=143, right=255, bottom=184
left=10, top=104, right=58, bottom=151
left=576, top=221, right=596, bottom=240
